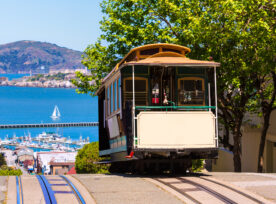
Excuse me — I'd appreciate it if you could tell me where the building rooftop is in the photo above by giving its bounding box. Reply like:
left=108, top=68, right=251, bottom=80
left=17, top=148, right=34, bottom=157
left=37, top=151, right=77, bottom=174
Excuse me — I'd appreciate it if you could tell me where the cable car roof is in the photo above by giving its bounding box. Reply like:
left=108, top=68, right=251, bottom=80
left=121, top=52, right=220, bottom=67
left=116, top=43, right=191, bottom=68
left=98, top=44, right=220, bottom=94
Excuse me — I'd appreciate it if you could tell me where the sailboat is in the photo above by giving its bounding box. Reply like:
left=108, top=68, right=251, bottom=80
left=51, top=105, right=61, bottom=119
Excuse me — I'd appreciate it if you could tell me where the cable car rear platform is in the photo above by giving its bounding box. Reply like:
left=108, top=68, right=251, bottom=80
left=133, top=147, right=218, bottom=157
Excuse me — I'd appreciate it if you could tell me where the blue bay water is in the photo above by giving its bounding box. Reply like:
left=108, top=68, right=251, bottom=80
left=0, top=86, right=98, bottom=142
left=0, top=74, right=29, bottom=80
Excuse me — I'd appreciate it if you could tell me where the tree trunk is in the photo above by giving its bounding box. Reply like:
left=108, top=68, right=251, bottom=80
left=257, top=110, right=272, bottom=172
left=257, top=71, right=276, bottom=172
left=233, top=120, right=242, bottom=172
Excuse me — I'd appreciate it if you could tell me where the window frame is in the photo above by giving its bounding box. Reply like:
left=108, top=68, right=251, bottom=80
left=123, top=76, right=148, bottom=107
left=106, top=86, right=110, bottom=116
left=177, top=77, right=205, bottom=106
left=114, top=80, right=117, bottom=112
left=117, top=78, right=120, bottom=110
left=110, top=83, right=113, bottom=113
left=105, top=76, right=122, bottom=119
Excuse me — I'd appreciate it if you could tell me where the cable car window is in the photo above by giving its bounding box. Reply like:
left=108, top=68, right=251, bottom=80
left=123, top=77, right=148, bottom=107
left=118, top=78, right=121, bottom=110
left=140, top=48, right=159, bottom=55
left=163, top=48, right=181, bottom=54
left=111, top=83, right=113, bottom=113
left=178, top=77, right=205, bottom=105
left=125, top=80, right=146, bottom=92
left=107, top=86, right=110, bottom=115
left=114, top=80, right=117, bottom=111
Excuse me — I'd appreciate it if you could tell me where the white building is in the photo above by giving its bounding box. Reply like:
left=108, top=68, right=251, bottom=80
left=36, top=151, right=77, bottom=174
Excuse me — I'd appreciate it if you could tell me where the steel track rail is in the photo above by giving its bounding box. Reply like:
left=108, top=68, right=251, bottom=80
left=36, top=175, right=57, bottom=204
left=200, top=177, right=264, bottom=204
left=36, top=175, right=51, bottom=204
left=19, top=176, right=23, bottom=204
left=154, top=178, right=200, bottom=204
left=16, top=176, right=21, bottom=204
left=177, top=177, right=237, bottom=204
left=60, top=175, right=86, bottom=204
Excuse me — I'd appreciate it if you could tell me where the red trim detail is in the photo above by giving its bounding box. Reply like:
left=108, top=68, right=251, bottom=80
left=125, top=151, right=134, bottom=158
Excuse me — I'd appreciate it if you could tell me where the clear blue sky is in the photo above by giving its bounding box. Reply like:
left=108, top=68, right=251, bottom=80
left=0, top=0, right=103, bottom=51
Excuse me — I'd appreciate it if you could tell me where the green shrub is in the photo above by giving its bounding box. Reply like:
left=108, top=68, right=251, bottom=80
left=75, top=142, right=109, bottom=174
left=191, top=159, right=204, bottom=172
left=0, top=165, right=22, bottom=176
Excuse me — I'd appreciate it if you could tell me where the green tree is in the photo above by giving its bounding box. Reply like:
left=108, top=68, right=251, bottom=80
left=75, top=142, right=109, bottom=173
left=210, top=0, right=275, bottom=172
left=0, top=153, right=6, bottom=167
left=0, top=153, right=23, bottom=176
left=255, top=71, right=276, bottom=172
left=73, top=0, right=275, bottom=171
left=71, top=42, right=118, bottom=95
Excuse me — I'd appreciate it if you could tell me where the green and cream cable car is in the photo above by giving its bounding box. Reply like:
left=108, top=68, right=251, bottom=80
left=96, top=43, right=220, bottom=173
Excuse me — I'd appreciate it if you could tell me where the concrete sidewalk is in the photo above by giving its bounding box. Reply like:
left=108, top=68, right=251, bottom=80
left=0, top=176, right=7, bottom=204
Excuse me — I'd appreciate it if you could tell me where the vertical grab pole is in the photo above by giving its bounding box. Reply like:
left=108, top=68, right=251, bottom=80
left=208, top=83, right=211, bottom=111
left=132, top=65, right=136, bottom=148
left=214, top=66, right=219, bottom=148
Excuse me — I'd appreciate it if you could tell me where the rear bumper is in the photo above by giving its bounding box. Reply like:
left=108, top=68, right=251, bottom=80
left=133, top=147, right=218, bottom=159
left=134, top=147, right=218, bottom=152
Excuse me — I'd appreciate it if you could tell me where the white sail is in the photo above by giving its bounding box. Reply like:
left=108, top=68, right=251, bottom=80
left=52, top=107, right=57, bottom=117
left=56, top=106, right=61, bottom=117
left=51, top=105, right=61, bottom=119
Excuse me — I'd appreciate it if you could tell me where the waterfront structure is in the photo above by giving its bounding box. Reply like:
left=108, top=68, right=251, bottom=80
left=66, top=166, right=76, bottom=174
left=17, top=147, right=34, bottom=165
left=0, top=149, right=16, bottom=167
left=0, top=122, right=98, bottom=129
left=49, top=160, right=75, bottom=175
left=36, top=151, right=77, bottom=174
left=0, top=77, right=8, bottom=82
left=49, top=68, right=87, bottom=74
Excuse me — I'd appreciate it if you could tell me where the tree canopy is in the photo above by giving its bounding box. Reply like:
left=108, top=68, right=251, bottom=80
left=75, top=142, right=109, bottom=174
left=73, top=0, right=276, bottom=172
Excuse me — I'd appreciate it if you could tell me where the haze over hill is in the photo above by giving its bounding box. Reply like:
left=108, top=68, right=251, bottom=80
left=0, top=40, right=84, bottom=73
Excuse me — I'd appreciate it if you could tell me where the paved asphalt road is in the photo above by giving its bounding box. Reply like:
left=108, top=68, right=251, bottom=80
left=206, top=172, right=276, bottom=203
left=1, top=173, right=276, bottom=203
left=73, top=174, right=183, bottom=204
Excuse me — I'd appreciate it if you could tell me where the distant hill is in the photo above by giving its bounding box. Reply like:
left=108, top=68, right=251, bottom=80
left=0, top=40, right=84, bottom=73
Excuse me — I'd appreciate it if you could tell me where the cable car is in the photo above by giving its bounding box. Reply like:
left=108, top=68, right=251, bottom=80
left=96, top=43, right=220, bottom=173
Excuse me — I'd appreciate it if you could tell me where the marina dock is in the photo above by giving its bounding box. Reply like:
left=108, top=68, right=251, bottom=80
left=0, top=122, right=98, bottom=129
left=1, top=143, right=54, bottom=151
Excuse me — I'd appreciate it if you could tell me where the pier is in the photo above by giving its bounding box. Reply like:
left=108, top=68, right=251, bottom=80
left=0, top=122, right=98, bottom=129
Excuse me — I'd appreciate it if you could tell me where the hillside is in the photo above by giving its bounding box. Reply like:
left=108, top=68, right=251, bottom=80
left=0, top=40, right=84, bottom=73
